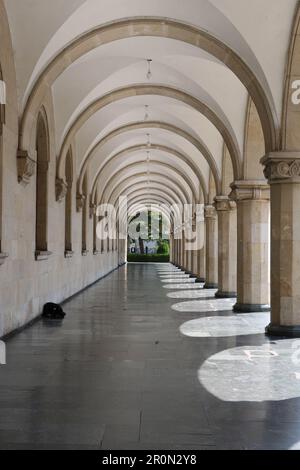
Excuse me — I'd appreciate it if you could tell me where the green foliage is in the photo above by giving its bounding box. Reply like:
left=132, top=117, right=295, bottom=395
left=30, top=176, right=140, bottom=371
left=127, top=254, right=169, bottom=263
left=156, top=240, right=170, bottom=254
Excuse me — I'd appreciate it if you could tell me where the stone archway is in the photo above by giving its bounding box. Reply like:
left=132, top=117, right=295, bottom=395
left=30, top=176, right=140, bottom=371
left=89, top=143, right=208, bottom=205
left=97, top=161, right=198, bottom=207
left=78, top=120, right=219, bottom=198
left=57, top=86, right=240, bottom=190
left=19, top=17, right=279, bottom=159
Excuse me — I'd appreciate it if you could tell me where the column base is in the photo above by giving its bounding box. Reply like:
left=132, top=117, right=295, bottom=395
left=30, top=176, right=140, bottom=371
left=195, top=277, right=205, bottom=283
left=203, top=283, right=218, bottom=289
left=215, top=291, right=237, bottom=299
left=265, top=323, right=300, bottom=338
left=233, top=303, right=270, bottom=313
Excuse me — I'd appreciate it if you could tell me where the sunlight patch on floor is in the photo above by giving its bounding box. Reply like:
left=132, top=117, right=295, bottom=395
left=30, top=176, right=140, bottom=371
left=180, top=312, right=269, bottom=337
left=198, top=340, right=300, bottom=402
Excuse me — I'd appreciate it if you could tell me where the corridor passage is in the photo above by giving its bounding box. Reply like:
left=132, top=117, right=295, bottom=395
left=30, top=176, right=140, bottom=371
left=1, top=263, right=300, bottom=450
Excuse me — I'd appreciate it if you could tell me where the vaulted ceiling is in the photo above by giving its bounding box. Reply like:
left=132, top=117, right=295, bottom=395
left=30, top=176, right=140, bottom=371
left=4, top=0, right=297, bottom=213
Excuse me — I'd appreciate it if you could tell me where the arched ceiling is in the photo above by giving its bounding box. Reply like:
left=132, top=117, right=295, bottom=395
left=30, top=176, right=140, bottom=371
left=3, top=0, right=298, bottom=224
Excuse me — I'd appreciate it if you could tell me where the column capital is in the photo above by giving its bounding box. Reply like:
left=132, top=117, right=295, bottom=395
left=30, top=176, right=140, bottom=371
left=229, top=180, right=270, bottom=202
left=261, top=151, right=300, bottom=184
left=204, top=205, right=217, bottom=219
left=55, top=177, right=68, bottom=202
left=17, top=150, right=36, bottom=187
left=214, top=195, right=236, bottom=212
left=76, top=193, right=86, bottom=212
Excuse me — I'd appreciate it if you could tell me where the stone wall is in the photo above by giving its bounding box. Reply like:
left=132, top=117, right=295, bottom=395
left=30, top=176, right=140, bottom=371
left=0, top=2, right=122, bottom=337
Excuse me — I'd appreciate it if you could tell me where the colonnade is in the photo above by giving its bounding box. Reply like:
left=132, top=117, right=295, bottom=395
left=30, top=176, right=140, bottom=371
left=170, top=167, right=300, bottom=338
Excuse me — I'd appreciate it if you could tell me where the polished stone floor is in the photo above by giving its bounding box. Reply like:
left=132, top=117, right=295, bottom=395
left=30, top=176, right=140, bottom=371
left=1, top=263, right=300, bottom=450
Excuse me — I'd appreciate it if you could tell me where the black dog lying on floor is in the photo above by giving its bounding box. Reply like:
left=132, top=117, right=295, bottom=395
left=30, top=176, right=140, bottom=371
left=42, top=302, right=66, bottom=320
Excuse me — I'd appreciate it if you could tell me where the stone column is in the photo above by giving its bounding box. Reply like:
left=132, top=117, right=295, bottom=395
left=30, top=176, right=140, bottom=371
left=190, top=214, right=203, bottom=280
left=195, top=214, right=206, bottom=282
left=169, top=232, right=174, bottom=264
left=176, top=238, right=180, bottom=267
left=191, top=249, right=198, bottom=278
left=230, top=181, right=270, bottom=312
left=204, top=205, right=218, bottom=289
left=181, top=230, right=187, bottom=271
left=214, top=196, right=237, bottom=298
left=180, top=234, right=185, bottom=270
left=197, top=247, right=206, bottom=282
left=186, top=247, right=193, bottom=275
left=173, top=237, right=178, bottom=266
left=175, top=236, right=180, bottom=267
left=262, top=152, right=300, bottom=336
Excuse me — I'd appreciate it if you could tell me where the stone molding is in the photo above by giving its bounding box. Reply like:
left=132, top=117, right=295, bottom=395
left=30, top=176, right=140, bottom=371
left=55, top=177, right=68, bottom=202
left=214, top=196, right=236, bottom=212
left=229, top=180, right=270, bottom=202
left=76, top=193, right=86, bottom=212
left=204, top=205, right=217, bottom=219
left=35, top=250, right=52, bottom=261
left=261, top=152, right=300, bottom=184
left=17, top=150, right=36, bottom=186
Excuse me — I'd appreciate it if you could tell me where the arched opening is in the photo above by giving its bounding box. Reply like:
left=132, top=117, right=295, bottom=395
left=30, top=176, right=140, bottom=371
left=35, top=109, right=50, bottom=260
left=0, top=65, right=4, bottom=260
left=127, top=207, right=170, bottom=262
left=81, top=173, right=88, bottom=255
left=20, top=17, right=279, bottom=162
left=93, top=189, right=99, bottom=255
left=64, top=149, right=73, bottom=257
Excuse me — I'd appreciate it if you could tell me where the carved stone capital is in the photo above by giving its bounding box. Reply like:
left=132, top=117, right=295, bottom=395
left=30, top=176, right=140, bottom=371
left=76, top=193, right=86, bottom=212
left=214, top=196, right=236, bottom=212
left=261, top=152, right=300, bottom=184
left=229, top=180, right=270, bottom=202
left=204, top=205, right=217, bottom=219
left=55, top=177, right=68, bottom=202
left=17, top=150, right=36, bottom=186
